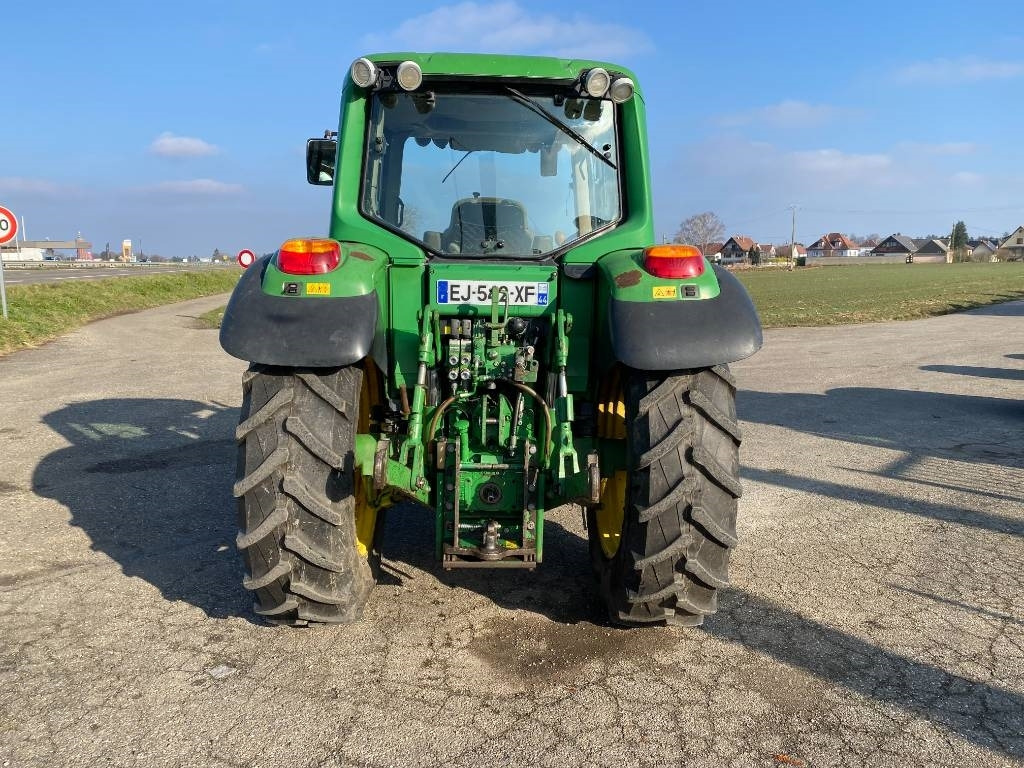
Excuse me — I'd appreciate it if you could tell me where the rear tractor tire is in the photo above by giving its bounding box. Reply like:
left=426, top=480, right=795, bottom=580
left=589, top=366, right=742, bottom=627
left=233, top=363, right=382, bottom=624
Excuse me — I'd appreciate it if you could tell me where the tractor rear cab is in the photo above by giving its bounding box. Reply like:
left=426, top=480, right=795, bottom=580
left=221, top=53, right=761, bottom=627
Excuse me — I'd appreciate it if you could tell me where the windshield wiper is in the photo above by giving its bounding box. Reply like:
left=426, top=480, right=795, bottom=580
left=504, top=87, right=616, bottom=170
left=441, top=148, right=474, bottom=183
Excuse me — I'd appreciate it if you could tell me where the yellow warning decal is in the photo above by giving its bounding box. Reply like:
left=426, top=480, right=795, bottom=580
left=652, top=285, right=677, bottom=299
left=306, top=282, right=331, bottom=296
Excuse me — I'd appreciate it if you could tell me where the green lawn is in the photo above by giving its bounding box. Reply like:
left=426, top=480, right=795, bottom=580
left=2, top=263, right=1021, bottom=357
left=195, top=305, right=227, bottom=329
left=735, top=262, right=1024, bottom=326
left=0, top=271, right=240, bottom=356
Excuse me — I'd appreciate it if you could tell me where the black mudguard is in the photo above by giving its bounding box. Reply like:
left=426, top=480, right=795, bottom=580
left=609, top=265, right=763, bottom=370
left=219, top=256, right=378, bottom=368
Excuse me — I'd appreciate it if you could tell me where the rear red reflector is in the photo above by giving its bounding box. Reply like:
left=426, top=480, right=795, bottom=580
left=643, top=244, right=705, bottom=279
left=276, top=238, right=341, bottom=275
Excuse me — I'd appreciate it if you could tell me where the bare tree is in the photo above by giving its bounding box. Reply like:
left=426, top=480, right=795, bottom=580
left=674, top=211, right=726, bottom=254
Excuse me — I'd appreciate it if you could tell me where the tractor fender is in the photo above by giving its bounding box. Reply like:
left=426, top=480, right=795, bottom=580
left=219, top=255, right=379, bottom=368
left=607, top=265, right=762, bottom=370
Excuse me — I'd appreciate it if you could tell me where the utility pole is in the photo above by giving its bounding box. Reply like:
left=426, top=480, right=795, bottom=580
left=789, top=204, right=798, bottom=267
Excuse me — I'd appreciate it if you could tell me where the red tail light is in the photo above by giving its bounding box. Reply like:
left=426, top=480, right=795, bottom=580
left=643, top=244, right=705, bottom=279
left=276, top=238, right=341, bottom=275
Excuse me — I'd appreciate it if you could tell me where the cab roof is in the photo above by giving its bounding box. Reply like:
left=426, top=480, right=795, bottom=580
left=363, top=51, right=641, bottom=95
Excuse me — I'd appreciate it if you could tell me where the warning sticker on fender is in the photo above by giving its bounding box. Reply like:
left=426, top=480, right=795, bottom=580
left=306, top=282, right=331, bottom=296
left=652, top=285, right=677, bottom=299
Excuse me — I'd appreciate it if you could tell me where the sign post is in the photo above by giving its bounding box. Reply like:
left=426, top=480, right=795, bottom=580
left=0, top=205, right=19, bottom=320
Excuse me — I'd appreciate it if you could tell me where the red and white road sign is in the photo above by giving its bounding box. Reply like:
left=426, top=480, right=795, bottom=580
left=237, top=249, right=255, bottom=268
left=0, top=206, right=18, bottom=245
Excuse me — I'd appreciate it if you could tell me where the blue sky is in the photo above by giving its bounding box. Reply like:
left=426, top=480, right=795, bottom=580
left=3, top=0, right=1023, bottom=256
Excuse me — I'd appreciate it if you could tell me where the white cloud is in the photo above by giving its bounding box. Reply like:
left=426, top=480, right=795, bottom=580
left=719, top=100, right=857, bottom=127
left=149, top=132, right=219, bottom=158
left=790, top=148, right=892, bottom=180
left=671, top=138, right=900, bottom=205
left=655, top=136, right=1021, bottom=246
left=361, top=1, right=653, bottom=60
left=897, top=141, right=978, bottom=156
left=893, top=56, right=1024, bottom=85
left=146, top=179, right=244, bottom=195
left=950, top=171, right=985, bottom=185
left=0, top=177, right=81, bottom=199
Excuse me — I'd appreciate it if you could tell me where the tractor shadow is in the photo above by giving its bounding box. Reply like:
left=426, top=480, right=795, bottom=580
left=738, top=386, right=1024, bottom=535
left=378, top=501, right=604, bottom=625
left=32, top=398, right=249, bottom=620
left=32, top=396, right=600, bottom=625
left=920, top=363, right=1024, bottom=381
left=738, top=387, right=1024, bottom=471
left=962, top=299, right=1024, bottom=317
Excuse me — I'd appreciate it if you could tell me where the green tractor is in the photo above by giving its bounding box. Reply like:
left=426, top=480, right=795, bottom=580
left=220, top=53, right=762, bottom=627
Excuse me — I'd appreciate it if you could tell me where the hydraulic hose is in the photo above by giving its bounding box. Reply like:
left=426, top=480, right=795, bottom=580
left=426, top=382, right=552, bottom=465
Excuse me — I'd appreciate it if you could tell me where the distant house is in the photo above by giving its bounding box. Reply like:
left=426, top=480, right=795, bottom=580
left=914, top=238, right=950, bottom=263
left=997, top=226, right=1024, bottom=261
left=970, top=239, right=999, bottom=262
left=807, top=233, right=860, bottom=258
left=858, top=238, right=878, bottom=256
left=700, top=241, right=724, bottom=262
left=870, top=233, right=923, bottom=258
left=720, top=236, right=755, bottom=263
left=775, top=243, right=807, bottom=260
left=757, top=243, right=777, bottom=260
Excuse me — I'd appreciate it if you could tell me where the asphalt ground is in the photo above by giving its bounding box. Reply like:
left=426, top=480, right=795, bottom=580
left=0, top=295, right=1021, bottom=767
left=0, top=263, right=235, bottom=286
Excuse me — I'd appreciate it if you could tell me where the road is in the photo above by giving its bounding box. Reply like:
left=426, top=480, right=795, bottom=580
left=0, top=263, right=236, bottom=286
left=0, top=296, right=1021, bottom=767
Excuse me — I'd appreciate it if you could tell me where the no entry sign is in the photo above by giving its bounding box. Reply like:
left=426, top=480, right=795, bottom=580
left=0, top=204, right=13, bottom=319
left=0, top=206, right=17, bottom=245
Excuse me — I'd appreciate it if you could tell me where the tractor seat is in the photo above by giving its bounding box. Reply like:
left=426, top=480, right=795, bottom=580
left=441, top=197, right=533, bottom=255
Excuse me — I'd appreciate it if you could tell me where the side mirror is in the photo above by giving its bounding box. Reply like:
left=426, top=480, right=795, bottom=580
left=306, top=138, right=337, bottom=185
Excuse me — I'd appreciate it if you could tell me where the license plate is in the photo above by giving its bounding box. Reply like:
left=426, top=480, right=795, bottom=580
left=436, top=280, right=549, bottom=306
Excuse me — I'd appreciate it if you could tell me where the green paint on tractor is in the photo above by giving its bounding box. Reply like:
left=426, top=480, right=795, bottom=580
left=221, top=51, right=762, bottom=627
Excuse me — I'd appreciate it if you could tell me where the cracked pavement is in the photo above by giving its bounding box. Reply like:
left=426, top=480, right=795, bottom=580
left=0, top=295, right=1021, bottom=767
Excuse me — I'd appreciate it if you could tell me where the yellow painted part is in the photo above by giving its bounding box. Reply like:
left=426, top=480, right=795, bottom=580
left=609, top=399, right=626, bottom=439
left=354, top=473, right=377, bottom=558
left=595, top=366, right=628, bottom=558
left=596, top=365, right=627, bottom=440
left=354, top=360, right=382, bottom=558
left=596, top=470, right=627, bottom=559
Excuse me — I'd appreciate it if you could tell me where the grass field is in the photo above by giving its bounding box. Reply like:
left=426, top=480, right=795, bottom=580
left=735, top=262, right=1024, bottom=326
left=196, top=305, right=226, bottom=329
left=194, top=262, right=1024, bottom=332
left=2, top=263, right=1021, bottom=357
left=0, top=271, right=240, bottom=356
